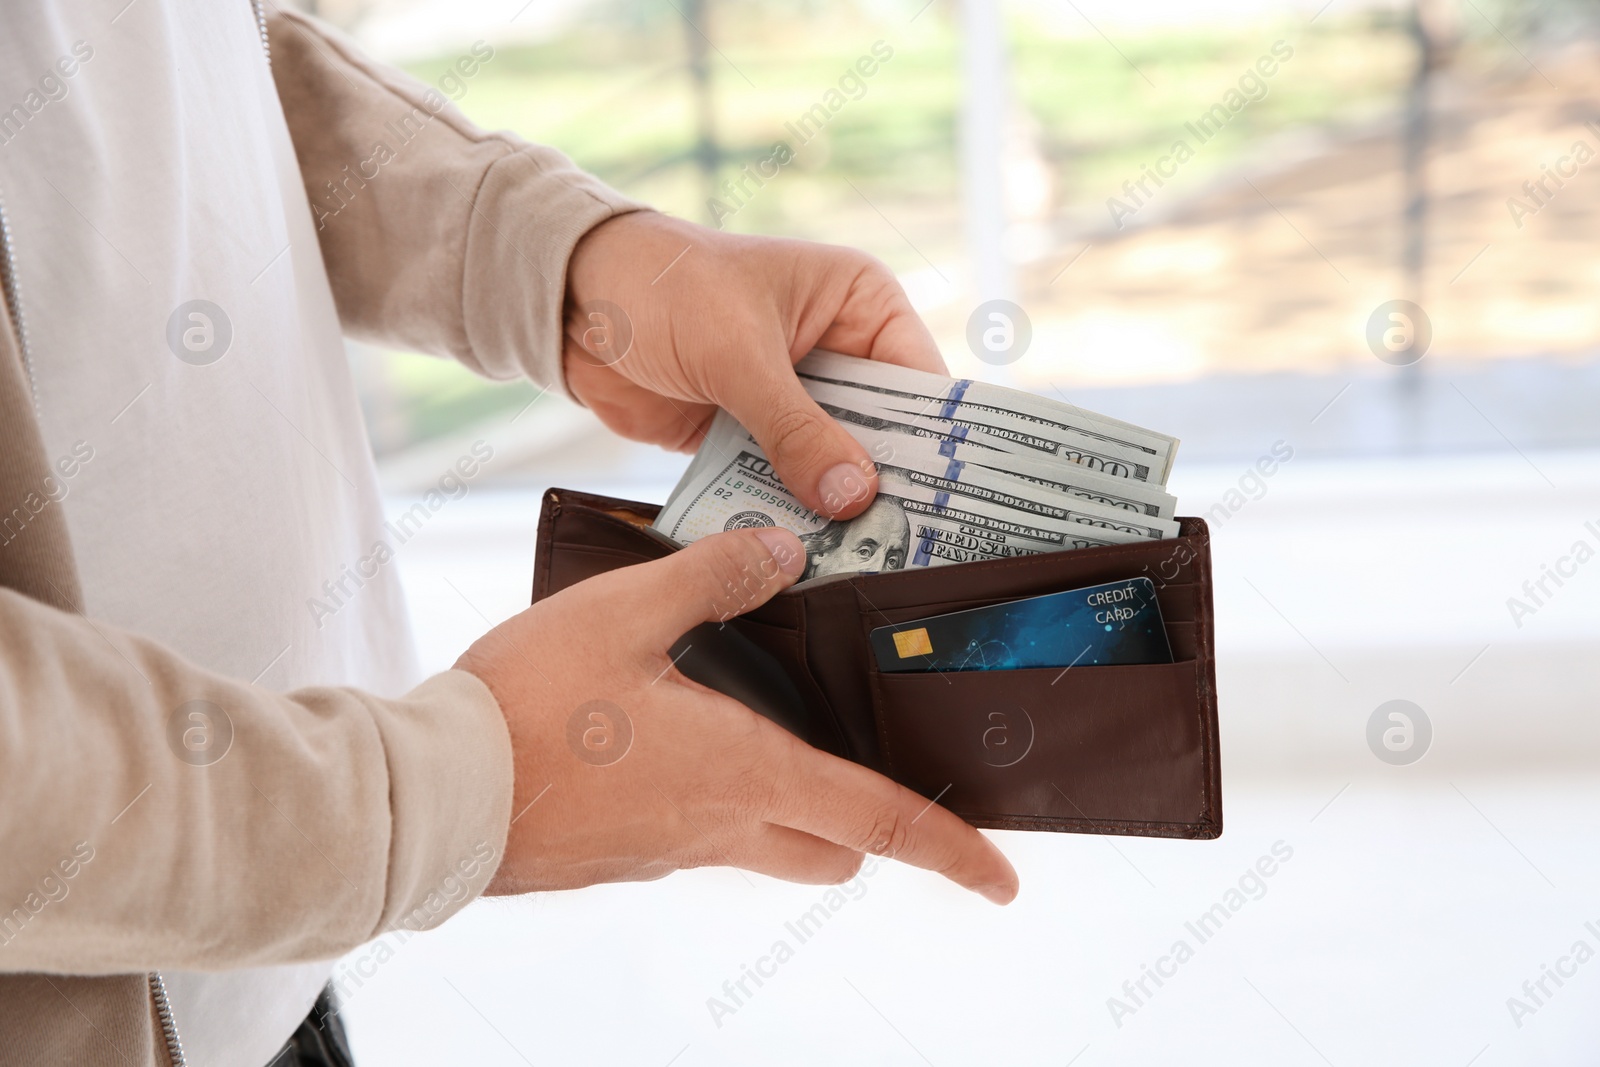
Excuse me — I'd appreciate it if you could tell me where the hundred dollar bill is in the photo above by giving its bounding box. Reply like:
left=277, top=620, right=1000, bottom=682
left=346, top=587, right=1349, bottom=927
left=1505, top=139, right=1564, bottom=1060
left=705, top=413, right=1181, bottom=537
left=805, top=379, right=1165, bottom=484
left=653, top=422, right=1160, bottom=584
left=797, top=350, right=1179, bottom=484
left=838, top=423, right=1178, bottom=524
left=803, top=385, right=1178, bottom=518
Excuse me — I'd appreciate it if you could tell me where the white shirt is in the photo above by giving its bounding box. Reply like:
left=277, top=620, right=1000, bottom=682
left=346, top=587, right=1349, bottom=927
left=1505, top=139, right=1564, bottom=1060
left=1, top=1, right=419, bottom=1062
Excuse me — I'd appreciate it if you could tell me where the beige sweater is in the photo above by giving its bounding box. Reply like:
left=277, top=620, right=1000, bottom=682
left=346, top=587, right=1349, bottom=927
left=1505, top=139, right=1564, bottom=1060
left=0, top=8, right=639, bottom=1064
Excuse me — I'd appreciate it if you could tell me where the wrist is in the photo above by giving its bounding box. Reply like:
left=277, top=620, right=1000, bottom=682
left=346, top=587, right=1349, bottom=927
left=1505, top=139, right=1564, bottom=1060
left=565, top=209, right=681, bottom=309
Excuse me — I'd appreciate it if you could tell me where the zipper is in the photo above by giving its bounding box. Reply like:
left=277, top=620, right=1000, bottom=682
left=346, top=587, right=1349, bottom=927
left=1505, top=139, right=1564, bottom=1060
left=145, top=11, right=272, bottom=1065
left=11, top=186, right=187, bottom=1061
left=7, top=182, right=190, bottom=1067
left=250, top=0, right=271, bottom=63
left=148, top=972, right=187, bottom=1067
left=0, top=188, right=40, bottom=416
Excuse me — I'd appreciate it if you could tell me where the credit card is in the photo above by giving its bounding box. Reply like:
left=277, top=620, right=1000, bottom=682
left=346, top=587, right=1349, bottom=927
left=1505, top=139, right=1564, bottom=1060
left=869, top=577, right=1172, bottom=672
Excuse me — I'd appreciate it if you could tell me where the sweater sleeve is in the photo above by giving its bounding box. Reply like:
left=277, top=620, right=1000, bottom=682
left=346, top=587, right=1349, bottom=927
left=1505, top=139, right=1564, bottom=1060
left=266, top=8, right=647, bottom=395
left=0, top=586, right=513, bottom=974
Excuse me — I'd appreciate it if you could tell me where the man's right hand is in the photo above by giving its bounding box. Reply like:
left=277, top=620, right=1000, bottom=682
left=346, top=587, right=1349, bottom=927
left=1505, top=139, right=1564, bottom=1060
left=455, top=527, right=1019, bottom=903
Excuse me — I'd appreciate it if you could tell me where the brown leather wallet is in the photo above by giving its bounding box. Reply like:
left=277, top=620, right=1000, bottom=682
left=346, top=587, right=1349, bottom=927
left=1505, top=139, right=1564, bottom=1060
left=532, top=487, right=1222, bottom=841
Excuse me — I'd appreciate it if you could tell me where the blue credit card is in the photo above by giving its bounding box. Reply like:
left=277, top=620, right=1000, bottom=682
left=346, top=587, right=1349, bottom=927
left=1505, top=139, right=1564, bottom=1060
left=869, top=577, right=1173, bottom=672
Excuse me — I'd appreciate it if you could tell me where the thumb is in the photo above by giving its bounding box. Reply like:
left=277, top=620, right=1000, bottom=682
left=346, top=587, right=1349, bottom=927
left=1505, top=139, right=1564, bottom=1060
left=612, top=527, right=808, bottom=648
left=718, top=361, right=880, bottom=519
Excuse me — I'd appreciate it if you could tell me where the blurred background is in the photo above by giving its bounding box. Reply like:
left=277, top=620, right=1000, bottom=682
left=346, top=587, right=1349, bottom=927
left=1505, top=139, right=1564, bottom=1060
left=308, top=0, right=1600, bottom=1062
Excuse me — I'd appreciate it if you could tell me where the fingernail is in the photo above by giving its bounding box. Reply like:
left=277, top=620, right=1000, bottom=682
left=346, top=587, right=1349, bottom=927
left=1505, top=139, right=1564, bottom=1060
left=817, top=460, right=876, bottom=517
left=753, top=527, right=806, bottom=578
left=974, top=883, right=1017, bottom=905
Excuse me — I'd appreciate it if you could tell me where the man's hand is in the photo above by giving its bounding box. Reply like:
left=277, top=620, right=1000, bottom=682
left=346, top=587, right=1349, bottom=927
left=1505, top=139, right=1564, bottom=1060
left=456, top=527, right=1018, bottom=903
left=563, top=211, right=948, bottom=519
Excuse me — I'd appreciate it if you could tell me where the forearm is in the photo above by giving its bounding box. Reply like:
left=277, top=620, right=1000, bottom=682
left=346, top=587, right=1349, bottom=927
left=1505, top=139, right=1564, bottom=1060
left=266, top=8, right=644, bottom=392
left=0, top=588, right=512, bottom=974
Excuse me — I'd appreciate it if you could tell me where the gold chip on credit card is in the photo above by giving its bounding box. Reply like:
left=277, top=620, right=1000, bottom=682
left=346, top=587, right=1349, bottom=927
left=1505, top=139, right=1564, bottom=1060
left=892, top=627, right=933, bottom=658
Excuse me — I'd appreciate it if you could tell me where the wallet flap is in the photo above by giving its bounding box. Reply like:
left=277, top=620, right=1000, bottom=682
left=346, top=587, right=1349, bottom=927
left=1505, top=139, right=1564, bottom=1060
left=532, top=488, right=671, bottom=603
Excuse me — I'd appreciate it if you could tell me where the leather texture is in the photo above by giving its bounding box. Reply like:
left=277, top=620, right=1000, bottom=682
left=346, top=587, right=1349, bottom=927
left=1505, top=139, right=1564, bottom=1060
left=533, top=488, right=1222, bottom=840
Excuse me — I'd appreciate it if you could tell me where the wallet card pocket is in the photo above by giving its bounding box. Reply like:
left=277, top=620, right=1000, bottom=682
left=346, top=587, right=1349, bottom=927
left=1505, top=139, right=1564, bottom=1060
left=868, top=659, right=1220, bottom=838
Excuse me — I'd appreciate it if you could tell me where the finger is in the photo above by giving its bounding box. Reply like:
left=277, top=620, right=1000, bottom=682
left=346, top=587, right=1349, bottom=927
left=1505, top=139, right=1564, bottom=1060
left=807, top=256, right=948, bottom=375
left=599, top=527, right=808, bottom=648
left=769, top=745, right=1019, bottom=904
left=565, top=356, right=717, bottom=452
left=712, top=825, right=863, bottom=886
left=846, top=311, right=949, bottom=375
left=813, top=304, right=948, bottom=377
left=715, top=359, right=880, bottom=519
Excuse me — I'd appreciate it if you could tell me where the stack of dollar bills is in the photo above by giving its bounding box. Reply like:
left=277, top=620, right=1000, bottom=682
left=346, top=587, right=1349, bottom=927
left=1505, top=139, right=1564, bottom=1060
left=653, top=350, right=1181, bottom=584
